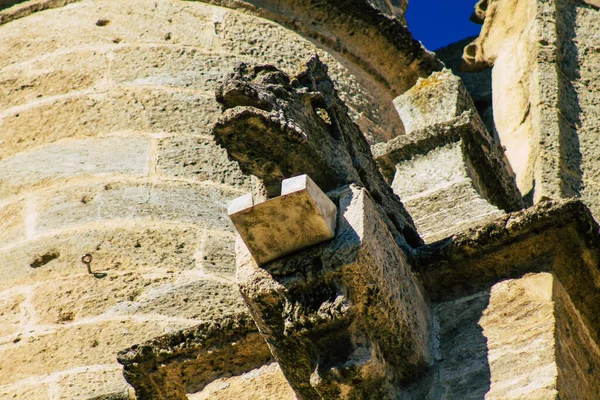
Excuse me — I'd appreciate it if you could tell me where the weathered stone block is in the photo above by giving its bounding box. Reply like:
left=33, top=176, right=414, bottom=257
left=0, top=49, right=107, bottom=109
left=409, top=200, right=600, bottom=398
left=375, top=85, right=522, bottom=215
left=0, top=201, right=25, bottom=247
left=36, top=181, right=237, bottom=234
left=118, top=314, right=272, bottom=400
left=199, top=230, right=236, bottom=278
left=112, top=46, right=239, bottom=92
left=404, top=181, right=504, bottom=242
left=390, top=141, right=467, bottom=198
left=0, top=226, right=201, bottom=291
left=0, top=318, right=194, bottom=386
left=0, top=290, right=26, bottom=338
left=112, top=279, right=245, bottom=321
left=229, top=175, right=337, bottom=266
left=156, top=136, right=255, bottom=189
left=237, top=185, right=431, bottom=399
left=0, top=381, right=52, bottom=400
left=373, top=108, right=521, bottom=242
left=393, top=69, right=474, bottom=133
left=0, top=136, right=150, bottom=197
left=57, top=367, right=132, bottom=400
left=31, top=270, right=181, bottom=324
left=0, top=89, right=220, bottom=160
left=434, top=273, right=559, bottom=399
left=188, top=363, right=296, bottom=400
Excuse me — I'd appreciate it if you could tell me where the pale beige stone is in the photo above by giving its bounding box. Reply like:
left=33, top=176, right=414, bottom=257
left=188, top=363, right=296, bottom=400
left=0, top=225, right=201, bottom=291
left=0, top=318, right=195, bottom=386
left=229, top=175, right=336, bottom=266
left=0, top=136, right=151, bottom=198
left=0, top=201, right=25, bottom=246
left=393, top=69, right=473, bottom=133
left=0, top=49, right=107, bottom=109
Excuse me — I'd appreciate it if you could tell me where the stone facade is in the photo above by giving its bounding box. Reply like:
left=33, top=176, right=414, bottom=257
left=1, top=0, right=600, bottom=399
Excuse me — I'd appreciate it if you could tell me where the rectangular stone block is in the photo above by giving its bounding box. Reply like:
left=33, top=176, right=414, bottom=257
left=229, top=174, right=336, bottom=266
left=404, top=181, right=504, bottom=243
left=35, top=181, right=238, bottom=234
left=156, top=136, right=256, bottom=190
left=0, top=226, right=201, bottom=291
left=0, top=89, right=220, bottom=160
left=113, top=279, right=244, bottom=321
left=31, top=270, right=177, bottom=325
left=57, top=367, right=131, bottom=400
left=0, top=136, right=151, bottom=198
left=0, top=49, right=107, bottom=109
left=393, top=69, right=474, bottom=133
left=112, top=46, right=239, bottom=92
left=0, top=318, right=194, bottom=386
left=390, top=141, right=467, bottom=198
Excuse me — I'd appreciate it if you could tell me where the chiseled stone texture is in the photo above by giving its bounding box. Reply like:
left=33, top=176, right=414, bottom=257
left=236, top=185, right=431, bottom=399
left=463, top=0, right=600, bottom=220
left=393, top=69, right=474, bottom=134
left=460, top=0, right=545, bottom=200
left=117, top=314, right=275, bottom=400
left=435, top=36, right=495, bottom=135
left=432, top=271, right=600, bottom=400
left=390, top=141, right=504, bottom=242
left=412, top=199, right=600, bottom=399
left=229, top=175, right=337, bottom=266
left=0, top=0, right=400, bottom=397
left=188, top=362, right=296, bottom=400
left=374, top=70, right=522, bottom=242
left=434, top=273, right=559, bottom=399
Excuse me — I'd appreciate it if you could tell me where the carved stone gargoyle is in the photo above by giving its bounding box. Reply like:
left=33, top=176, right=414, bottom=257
left=213, top=56, right=432, bottom=399
left=214, top=55, right=422, bottom=250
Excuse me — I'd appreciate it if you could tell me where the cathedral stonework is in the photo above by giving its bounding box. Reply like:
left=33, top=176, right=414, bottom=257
left=1, top=1, right=600, bottom=399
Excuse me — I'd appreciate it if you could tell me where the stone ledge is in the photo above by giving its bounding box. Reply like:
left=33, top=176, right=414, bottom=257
left=373, top=111, right=523, bottom=213
left=117, top=314, right=272, bottom=400
left=413, top=198, right=600, bottom=342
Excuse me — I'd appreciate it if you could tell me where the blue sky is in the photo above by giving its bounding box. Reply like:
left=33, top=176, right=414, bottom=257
left=405, top=0, right=482, bottom=50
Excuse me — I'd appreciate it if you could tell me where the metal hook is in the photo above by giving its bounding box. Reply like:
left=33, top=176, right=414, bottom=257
left=81, top=253, right=106, bottom=278
left=81, top=253, right=93, bottom=274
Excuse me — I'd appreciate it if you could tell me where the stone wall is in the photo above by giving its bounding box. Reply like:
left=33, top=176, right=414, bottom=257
left=0, top=0, right=394, bottom=397
left=2, top=0, right=600, bottom=399
left=463, top=0, right=600, bottom=216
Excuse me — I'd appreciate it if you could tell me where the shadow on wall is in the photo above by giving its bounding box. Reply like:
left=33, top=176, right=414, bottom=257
left=556, top=0, right=583, bottom=199
left=0, top=1, right=26, bottom=10
left=432, top=291, right=491, bottom=399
